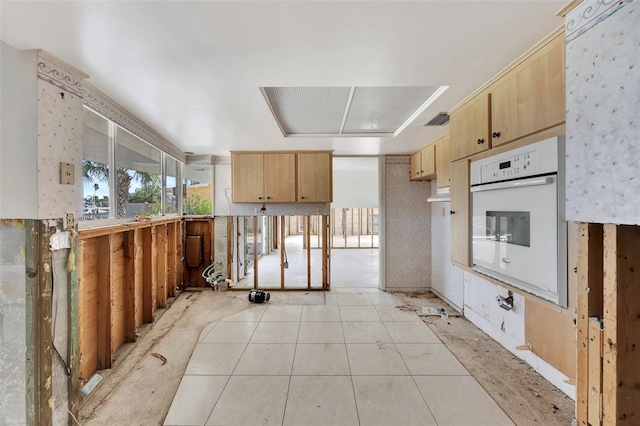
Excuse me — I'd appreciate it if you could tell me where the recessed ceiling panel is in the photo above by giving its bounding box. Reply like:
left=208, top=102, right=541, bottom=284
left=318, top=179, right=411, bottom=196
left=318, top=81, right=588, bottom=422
left=342, top=86, right=439, bottom=133
left=263, top=87, right=351, bottom=135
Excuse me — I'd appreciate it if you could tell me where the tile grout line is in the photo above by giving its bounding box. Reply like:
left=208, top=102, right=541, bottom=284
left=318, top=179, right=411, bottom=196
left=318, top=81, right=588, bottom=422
left=202, top=313, right=266, bottom=426
left=377, top=306, right=440, bottom=425
left=341, top=308, right=362, bottom=426
left=281, top=310, right=302, bottom=426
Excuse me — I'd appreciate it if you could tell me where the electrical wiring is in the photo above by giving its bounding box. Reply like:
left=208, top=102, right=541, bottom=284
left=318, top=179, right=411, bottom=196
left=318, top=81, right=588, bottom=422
left=51, top=246, right=80, bottom=425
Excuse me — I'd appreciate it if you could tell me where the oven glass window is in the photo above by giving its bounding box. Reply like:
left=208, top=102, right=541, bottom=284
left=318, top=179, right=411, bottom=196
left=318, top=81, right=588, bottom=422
left=485, top=211, right=530, bottom=247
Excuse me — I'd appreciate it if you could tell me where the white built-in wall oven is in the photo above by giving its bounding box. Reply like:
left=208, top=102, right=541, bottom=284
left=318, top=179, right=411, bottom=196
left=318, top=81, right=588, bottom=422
left=470, top=136, right=567, bottom=307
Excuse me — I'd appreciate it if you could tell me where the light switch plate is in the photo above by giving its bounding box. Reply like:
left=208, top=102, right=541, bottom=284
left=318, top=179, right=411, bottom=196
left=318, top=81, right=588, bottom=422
left=60, top=162, right=75, bottom=184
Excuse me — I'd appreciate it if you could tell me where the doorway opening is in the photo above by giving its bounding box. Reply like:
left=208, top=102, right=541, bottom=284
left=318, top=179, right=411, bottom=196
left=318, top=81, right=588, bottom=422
left=331, top=157, right=380, bottom=289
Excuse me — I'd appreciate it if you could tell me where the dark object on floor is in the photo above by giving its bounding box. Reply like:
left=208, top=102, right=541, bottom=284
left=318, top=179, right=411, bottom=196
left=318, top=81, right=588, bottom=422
left=248, top=289, right=270, bottom=303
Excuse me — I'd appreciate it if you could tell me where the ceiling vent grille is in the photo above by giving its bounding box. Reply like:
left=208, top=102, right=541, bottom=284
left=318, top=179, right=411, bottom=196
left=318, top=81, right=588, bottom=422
left=261, top=86, right=448, bottom=137
left=424, top=112, right=450, bottom=126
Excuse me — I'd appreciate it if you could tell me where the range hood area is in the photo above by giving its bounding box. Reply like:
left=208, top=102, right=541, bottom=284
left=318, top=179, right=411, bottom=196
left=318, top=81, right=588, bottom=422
left=427, top=187, right=450, bottom=203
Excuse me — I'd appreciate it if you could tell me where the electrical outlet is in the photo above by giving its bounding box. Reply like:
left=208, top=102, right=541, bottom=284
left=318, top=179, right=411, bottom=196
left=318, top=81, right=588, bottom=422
left=65, top=212, right=75, bottom=229
left=59, top=162, right=75, bottom=185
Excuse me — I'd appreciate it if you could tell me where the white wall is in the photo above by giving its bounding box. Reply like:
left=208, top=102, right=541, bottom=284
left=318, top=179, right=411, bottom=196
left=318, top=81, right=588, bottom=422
left=0, top=43, right=38, bottom=218
left=332, top=157, right=378, bottom=208
left=565, top=0, right=640, bottom=225
left=429, top=183, right=464, bottom=310
left=382, top=156, right=431, bottom=291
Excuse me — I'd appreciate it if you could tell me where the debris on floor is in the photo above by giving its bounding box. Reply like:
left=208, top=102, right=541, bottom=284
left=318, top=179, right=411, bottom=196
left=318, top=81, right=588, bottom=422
left=151, top=352, right=167, bottom=365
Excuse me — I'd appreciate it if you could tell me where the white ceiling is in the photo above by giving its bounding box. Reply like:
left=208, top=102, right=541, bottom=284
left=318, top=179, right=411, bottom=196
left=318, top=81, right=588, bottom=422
left=0, top=1, right=568, bottom=157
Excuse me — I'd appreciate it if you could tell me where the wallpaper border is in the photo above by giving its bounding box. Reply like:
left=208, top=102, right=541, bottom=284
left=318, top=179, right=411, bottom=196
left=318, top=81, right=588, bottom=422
left=566, top=0, right=634, bottom=44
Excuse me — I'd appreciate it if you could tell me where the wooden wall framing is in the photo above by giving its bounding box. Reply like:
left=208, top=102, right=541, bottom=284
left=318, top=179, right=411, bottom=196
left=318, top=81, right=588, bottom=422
left=77, top=218, right=182, bottom=383
left=577, top=223, right=640, bottom=426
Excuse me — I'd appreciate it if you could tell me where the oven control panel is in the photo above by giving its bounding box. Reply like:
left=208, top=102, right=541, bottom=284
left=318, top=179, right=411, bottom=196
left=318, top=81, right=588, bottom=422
left=471, top=136, right=563, bottom=185
left=480, top=150, right=537, bottom=182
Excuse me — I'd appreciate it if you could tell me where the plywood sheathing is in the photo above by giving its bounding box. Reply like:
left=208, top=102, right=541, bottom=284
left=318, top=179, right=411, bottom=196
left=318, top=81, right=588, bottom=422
left=524, top=299, right=576, bottom=379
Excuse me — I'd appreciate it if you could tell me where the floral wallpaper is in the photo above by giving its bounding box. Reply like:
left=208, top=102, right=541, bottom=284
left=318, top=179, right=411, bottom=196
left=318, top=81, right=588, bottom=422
left=383, top=157, right=432, bottom=290
left=565, top=0, right=640, bottom=225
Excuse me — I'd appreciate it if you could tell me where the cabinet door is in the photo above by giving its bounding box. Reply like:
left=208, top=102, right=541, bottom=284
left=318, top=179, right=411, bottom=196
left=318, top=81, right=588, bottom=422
left=420, top=145, right=436, bottom=178
left=491, top=37, right=565, bottom=146
left=264, top=153, right=296, bottom=202
left=450, top=159, right=470, bottom=266
left=450, top=94, right=491, bottom=160
left=298, top=152, right=332, bottom=202
left=435, top=135, right=451, bottom=188
left=410, top=152, right=422, bottom=181
left=232, top=153, right=264, bottom=202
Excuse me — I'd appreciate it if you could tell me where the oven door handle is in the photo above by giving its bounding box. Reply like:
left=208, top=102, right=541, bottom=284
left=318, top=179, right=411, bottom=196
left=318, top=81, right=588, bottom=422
left=471, top=176, right=555, bottom=193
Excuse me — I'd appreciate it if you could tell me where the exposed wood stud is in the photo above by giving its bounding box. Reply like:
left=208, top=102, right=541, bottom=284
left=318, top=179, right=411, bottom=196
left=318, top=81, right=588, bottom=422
left=38, top=221, right=54, bottom=425
left=603, top=224, right=640, bottom=425
left=254, top=216, right=258, bottom=289
left=577, top=222, right=604, bottom=425
left=25, top=220, right=38, bottom=425
left=588, top=319, right=603, bottom=426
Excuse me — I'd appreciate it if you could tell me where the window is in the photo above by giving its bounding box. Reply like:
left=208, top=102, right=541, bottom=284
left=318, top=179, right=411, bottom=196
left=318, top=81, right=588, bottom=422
left=81, top=106, right=184, bottom=221
left=82, top=108, right=111, bottom=220
left=115, top=127, right=161, bottom=218
left=183, top=165, right=213, bottom=215
left=165, top=156, right=178, bottom=214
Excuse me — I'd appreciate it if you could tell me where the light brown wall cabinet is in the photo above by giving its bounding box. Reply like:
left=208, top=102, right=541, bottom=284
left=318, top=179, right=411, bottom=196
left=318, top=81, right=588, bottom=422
left=232, top=151, right=332, bottom=203
left=435, top=135, right=451, bottom=188
left=232, top=153, right=296, bottom=203
left=449, top=159, right=470, bottom=266
left=491, top=40, right=565, bottom=147
left=410, top=144, right=436, bottom=181
left=450, top=94, right=491, bottom=161
left=450, top=31, right=565, bottom=161
left=297, top=152, right=333, bottom=202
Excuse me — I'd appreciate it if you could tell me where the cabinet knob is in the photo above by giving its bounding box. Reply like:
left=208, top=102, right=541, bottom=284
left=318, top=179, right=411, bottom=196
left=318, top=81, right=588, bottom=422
left=258, top=197, right=262, bottom=200
left=421, top=170, right=424, bottom=173
left=492, top=131, right=500, bottom=138
left=477, top=138, right=484, bottom=144
left=267, top=196, right=271, bottom=200
left=450, top=210, right=455, bottom=215
left=301, top=196, right=305, bottom=199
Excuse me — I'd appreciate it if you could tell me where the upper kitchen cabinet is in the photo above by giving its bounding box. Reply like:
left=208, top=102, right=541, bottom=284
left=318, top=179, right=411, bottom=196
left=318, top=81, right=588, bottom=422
left=231, top=151, right=332, bottom=203
left=449, top=29, right=565, bottom=160
left=297, top=152, right=333, bottom=203
left=231, top=153, right=265, bottom=202
left=435, top=134, right=451, bottom=188
left=264, top=153, right=297, bottom=202
left=410, top=144, right=436, bottom=181
left=491, top=34, right=565, bottom=146
left=410, top=152, right=422, bottom=181
left=450, top=94, right=491, bottom=161
left=420, top=144, right=436, bottom=179
left=231, top=152, right=296, bottom=203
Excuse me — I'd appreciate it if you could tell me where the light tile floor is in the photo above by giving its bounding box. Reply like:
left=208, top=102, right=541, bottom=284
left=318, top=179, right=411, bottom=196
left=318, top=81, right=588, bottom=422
left=164, top=290, right=514, bottom=426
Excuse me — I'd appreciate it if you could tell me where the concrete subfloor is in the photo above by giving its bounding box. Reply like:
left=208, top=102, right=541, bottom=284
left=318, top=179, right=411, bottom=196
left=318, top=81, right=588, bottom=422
left=235, top=235, right=379, bottom=289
